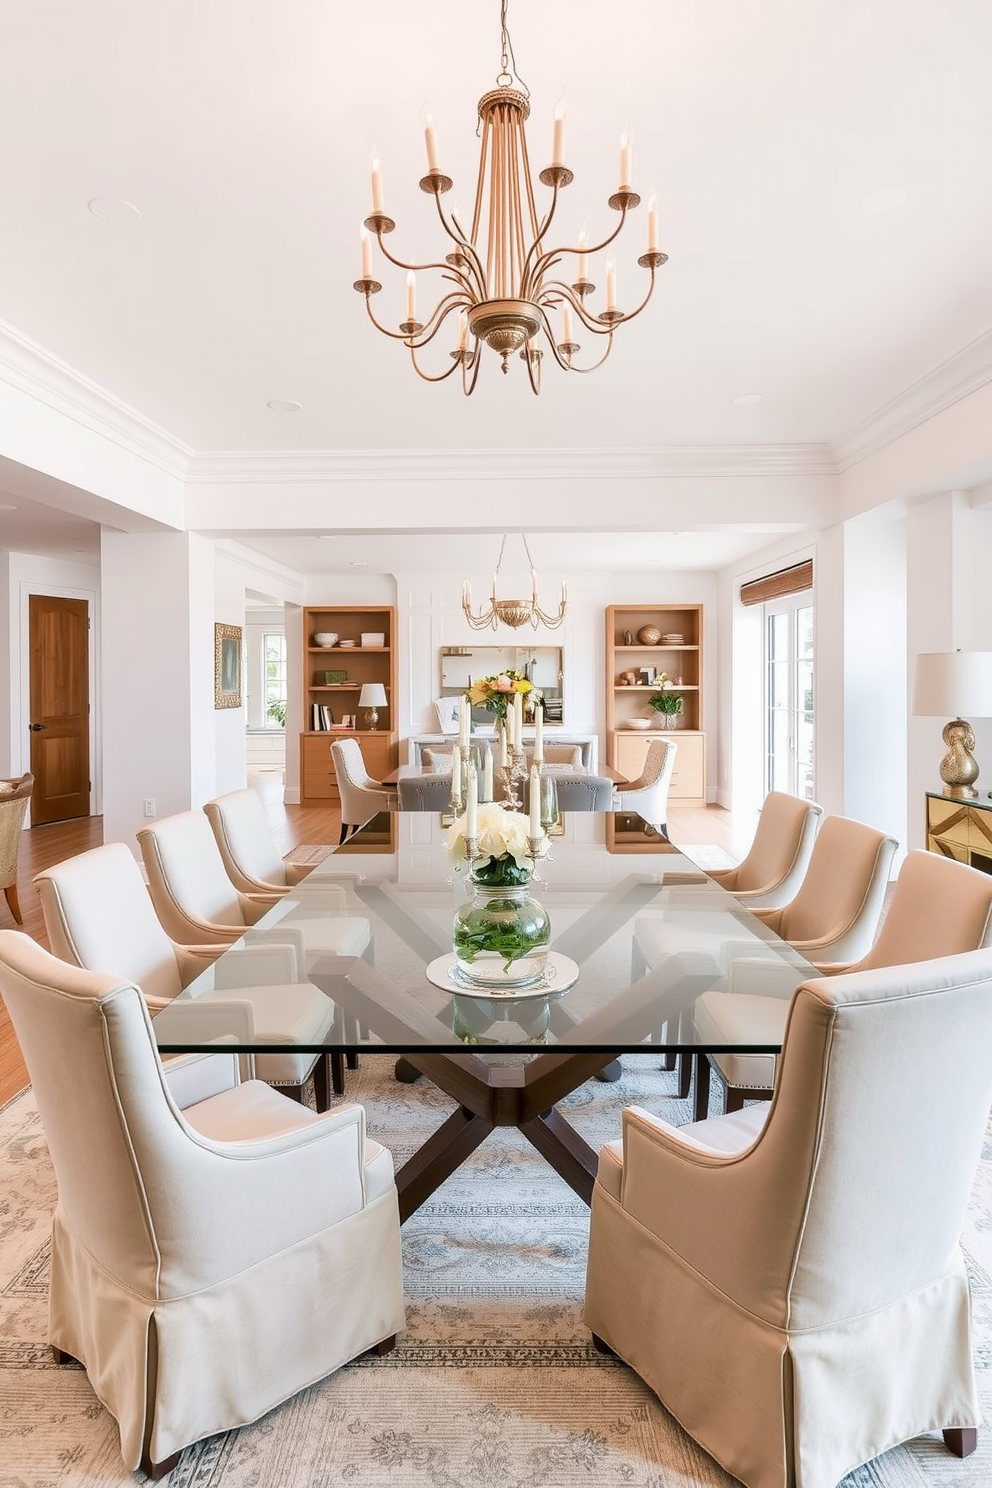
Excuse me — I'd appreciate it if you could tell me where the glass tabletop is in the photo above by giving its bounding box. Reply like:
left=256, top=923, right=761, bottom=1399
left=153, top=811, right=816, bottom=1056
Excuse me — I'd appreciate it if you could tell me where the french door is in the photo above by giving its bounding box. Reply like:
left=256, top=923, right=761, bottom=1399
left=765, top=592, right=814, bottom=799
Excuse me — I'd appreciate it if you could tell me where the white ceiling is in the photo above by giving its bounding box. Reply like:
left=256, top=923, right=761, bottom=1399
left=0, top=1, right=990, bottom=572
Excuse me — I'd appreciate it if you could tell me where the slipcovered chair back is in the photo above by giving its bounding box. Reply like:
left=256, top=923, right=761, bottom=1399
left=553, top=775, right=616, bottom=810
left=138, top=810, right=246, bottom=944
left=397, top=775, right=454, bottom=811
left=857, top=848, right=992, bottom=969
left=203, top=788, right=287, bottom=892
left=35, top=842, right=183, bottom=1003
left=711, top=791, right=822, bottom=907
left=331, top=738, right=392, bottom=839
left=586, top=948, right=992, bottom=1488
left=0, top=771, right=34, bottom=922
left=764, top=813, right=896, bottom=964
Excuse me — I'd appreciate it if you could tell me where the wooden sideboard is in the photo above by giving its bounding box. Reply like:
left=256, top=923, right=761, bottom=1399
left=925, top=792, right=992, bottom=875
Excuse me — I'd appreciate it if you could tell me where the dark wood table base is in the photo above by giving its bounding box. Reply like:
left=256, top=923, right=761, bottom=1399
left=393, top=1050, right=618, bottom=1222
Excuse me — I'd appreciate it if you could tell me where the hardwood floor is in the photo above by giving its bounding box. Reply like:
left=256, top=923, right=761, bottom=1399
left=0, top=787, right=746, bottom=1105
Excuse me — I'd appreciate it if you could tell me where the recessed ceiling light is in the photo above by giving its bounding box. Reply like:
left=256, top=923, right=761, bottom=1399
left=861, top=188, right=908, bottom=215
left=0, top=503, right=18, bottom=511
left=318, top=534, right=337, bottom=541
left=87, top=196, right=141, bottom=223
left=266, top=399, right=302, bottom=413
left=732, top=393, right=762, bottom=406
left=349, top=560, right=368, bottom=567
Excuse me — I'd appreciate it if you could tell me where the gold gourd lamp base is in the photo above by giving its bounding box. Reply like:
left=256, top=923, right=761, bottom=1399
left=913, top=652, right=992, bottom=799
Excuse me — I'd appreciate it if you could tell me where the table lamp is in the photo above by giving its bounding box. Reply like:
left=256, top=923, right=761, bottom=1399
left=913, top=651, right=992, bottom=797
left=358, top=682, right=388, bottom=731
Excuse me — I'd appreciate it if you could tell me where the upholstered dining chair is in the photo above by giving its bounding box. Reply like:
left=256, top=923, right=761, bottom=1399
left=422, top=746, right=454, bottom=772
left=692, top=847, right=992, bottom=1118
left=0, top=928, right=404, bottom=1480
left=585, top=948, right=992, bottom=1488
left=612, top=739, right=676, bottom=831
left=203, top=787, right=332, bottom=894
left=397, top=774, right=456, bottom=811
left=550, top=774, right=616, bottom=810
left=331, top=737, right=396, bottom=842
left=0, top=771, right=33, bottom=923
left=34, top=841, right=346, bottom=1105
left=707, top=790, right=823, bottom=909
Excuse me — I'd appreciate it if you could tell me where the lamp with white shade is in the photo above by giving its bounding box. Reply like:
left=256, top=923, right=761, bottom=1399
left=358, top=682, right=388, bottom=731
left=913, top=651, right=992, bottom=798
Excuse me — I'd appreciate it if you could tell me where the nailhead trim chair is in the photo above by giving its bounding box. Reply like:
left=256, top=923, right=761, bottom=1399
left=397, top=775, right=455, bottom=811
left=585, top=948, right=992, bottom=1488
left=0, top=928, right=404, bottom=1480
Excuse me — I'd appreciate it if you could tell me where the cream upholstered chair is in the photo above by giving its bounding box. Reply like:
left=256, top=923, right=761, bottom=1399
left=34, top=841, right=346, bottom=1105
left=0, top=772, right=33, bottom=923
left=422, top=746, right=454, bottom=772
left=707, top=790, right=822, bottom=909
left=612, top=739, right=676, bottom=831
left=585, top=949, right=992, bottom=1488
left=137, top=809, right=371, bottom=958
left=203, top=788, right=332, bottom=894
left=331, top=737, right=395, bottom=842
left=693, top=847, right=992, bottom=1118
left=0, top=929, right=404, bottom=1480
left=397, top=774, right=455, bottom=811
left=537, top=744, right=584, bottom=767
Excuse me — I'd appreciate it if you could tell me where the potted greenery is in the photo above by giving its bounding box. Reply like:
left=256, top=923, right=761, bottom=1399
left=648, top=687, right=684, bottom=729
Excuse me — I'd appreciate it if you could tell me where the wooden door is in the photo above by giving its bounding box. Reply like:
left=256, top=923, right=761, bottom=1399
left=28, top=595, right=90, bottom=824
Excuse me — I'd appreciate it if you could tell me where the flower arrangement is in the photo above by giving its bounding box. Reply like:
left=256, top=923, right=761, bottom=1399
left=467, top=670, right=541, bottom=722
left=447, top=803, right=534, bottom=884
left=648, top=679, right=684, bottom=719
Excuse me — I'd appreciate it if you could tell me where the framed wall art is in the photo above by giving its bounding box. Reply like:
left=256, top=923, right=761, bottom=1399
left=214, top=623, right=243, bottom=709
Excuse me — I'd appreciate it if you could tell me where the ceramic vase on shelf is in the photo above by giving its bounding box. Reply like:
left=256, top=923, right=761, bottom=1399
left=452, top=857, right=551, bottom=992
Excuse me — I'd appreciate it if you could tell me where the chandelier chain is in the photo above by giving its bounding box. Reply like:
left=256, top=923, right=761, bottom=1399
left=497, top=0, right=529, bottom=98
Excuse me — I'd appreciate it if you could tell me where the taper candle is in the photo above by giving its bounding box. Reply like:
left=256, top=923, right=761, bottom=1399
left=465, top=764, right=478, bottom=838
left=533, top=703, right=544, bottom=763
left=529, top=766, right=542, bottom=838
left=482, top=745, right=494, bottom=802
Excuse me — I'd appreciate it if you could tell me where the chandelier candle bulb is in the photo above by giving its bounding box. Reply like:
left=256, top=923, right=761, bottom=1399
left=578, top=225, right=589, bottom=281
left=360, top=225, right=373, bottom=279
left=457, top=311, right=468, bottom=351
left=552, top=95, right=566, bottom=167
left=406, top=272, right=417, bottom=323
left=370, top=150, right=384, bottom=213
left=619, top=129, right=632, bottom=190
left=562, top=303, right=573, bottom=344
left=647, top=193, right=658, bottom=252
left=606, top=260, right=617, bottom=311
left=423, top=108, right=440, bottom=172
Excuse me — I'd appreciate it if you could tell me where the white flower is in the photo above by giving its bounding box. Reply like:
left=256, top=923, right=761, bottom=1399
left=447, top=803, right=532, bottom=869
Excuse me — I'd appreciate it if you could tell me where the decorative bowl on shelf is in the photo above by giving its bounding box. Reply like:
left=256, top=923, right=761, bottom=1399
left=621, top=718, right=653, bottom=730
left=637, top=625, right=662, bottom=645
left=313, top=633, right=338, bottom=647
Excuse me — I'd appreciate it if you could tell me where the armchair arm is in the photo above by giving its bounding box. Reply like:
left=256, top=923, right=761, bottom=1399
left=174, top=941, right=228, bottom=987
left=163, top=1051, right=239, bottom=1108
left=239, top=890, right=281, bottom=924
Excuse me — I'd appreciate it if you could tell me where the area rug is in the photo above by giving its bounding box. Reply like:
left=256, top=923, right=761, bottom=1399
left=2, top=1059, right=991, bottom=1487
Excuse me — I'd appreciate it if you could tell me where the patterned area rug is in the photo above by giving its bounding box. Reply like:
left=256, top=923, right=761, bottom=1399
left=2, top=1059, right=992, bottom=1487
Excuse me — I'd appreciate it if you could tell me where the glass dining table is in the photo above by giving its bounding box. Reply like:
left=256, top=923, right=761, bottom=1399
left=153, top=811, right=816, bottom=1221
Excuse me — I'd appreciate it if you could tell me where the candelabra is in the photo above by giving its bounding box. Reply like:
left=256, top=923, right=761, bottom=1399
left=497, top=743, right=529, bottom=810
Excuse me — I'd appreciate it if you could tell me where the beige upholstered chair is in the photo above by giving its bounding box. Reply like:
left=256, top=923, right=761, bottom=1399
left=538, top=744, right=584, bottom=767
left=397, top=774, right=455, bottom=811
left=707, top=790, right=822, bottom=909
left=203, top=788, right=331, bottom=894
left=0, top=929, right=404, bottom=1480
left=331, top=737, right=395, bottom=842
left=137, top=809, right=370, bottom=957
left=612, top=739, right=676, bottom=831
left=422, top=746, right=454, bottom=772
left=34, top=841, right=345, bottom=1105
left=0, top=772, right=33, bottom=923
left=585, top=949, right=992, bottom=1488
left=693, top=847, right=992, bottom=1117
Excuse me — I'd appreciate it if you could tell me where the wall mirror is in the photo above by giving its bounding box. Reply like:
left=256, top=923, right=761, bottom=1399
left=440, top=646, right=564, bottom=725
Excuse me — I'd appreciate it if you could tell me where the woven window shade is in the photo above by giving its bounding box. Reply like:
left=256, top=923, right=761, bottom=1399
left=740, top=560, right=813, bottom=608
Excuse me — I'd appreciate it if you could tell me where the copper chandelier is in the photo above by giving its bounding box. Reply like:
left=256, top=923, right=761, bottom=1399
left=354, top=0, right=667, bottom=395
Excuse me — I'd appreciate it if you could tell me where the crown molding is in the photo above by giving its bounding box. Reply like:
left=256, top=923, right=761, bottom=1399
left=0, top=320, right=193, bottom=480
left=833, top=327, right=992, bottom=473
left=186, top=443, right=837, bottom=486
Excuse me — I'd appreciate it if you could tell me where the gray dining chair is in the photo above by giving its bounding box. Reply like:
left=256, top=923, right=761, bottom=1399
left=553, top=775, right=616, bottom=810
left=397, top=775, right=456, bottom=811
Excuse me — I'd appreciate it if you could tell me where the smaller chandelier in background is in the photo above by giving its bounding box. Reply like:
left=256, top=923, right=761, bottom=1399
left=354, top=0, right=667, bottom=395
left=463, top=535, right=567, bottom=631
